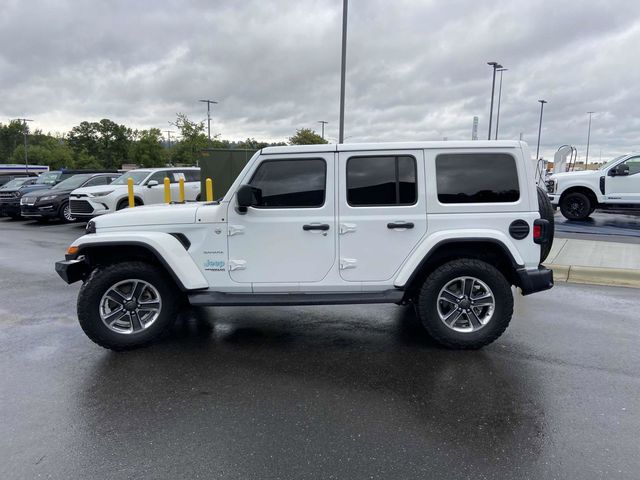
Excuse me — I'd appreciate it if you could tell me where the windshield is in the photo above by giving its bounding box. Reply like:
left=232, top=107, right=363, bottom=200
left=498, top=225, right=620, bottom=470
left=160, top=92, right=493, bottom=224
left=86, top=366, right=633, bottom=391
left=1, top=178, right=30, bottom=190
left=110, top=171, right=150, bottom=185
left=599, top=155, right=626, bottom=171
left=36, top=172, right=60, bottom=185
left=52, top=174, right=93, bottom=190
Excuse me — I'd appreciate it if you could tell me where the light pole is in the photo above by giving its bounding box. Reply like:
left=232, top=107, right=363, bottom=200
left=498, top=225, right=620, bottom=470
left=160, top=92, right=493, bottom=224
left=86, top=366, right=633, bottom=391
left=494, top=68, right=508, bottom=140
left=318, top=120, right=328, bottom=139
left=338, top=0, right=348, bottom=143
left=13, top=118, right=33, bottom=173
left=487, top=61, right=502, bottom=140
left=199, top=99, right=218, bottom=145
left=585, top=111, right=595, bottom=169
left=536, top=100, right=547, bottom=160
left=164, top=130, right=174, bottom=149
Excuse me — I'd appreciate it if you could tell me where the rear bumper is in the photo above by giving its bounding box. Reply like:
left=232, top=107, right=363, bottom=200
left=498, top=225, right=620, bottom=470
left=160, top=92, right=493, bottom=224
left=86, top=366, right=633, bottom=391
left=517, top=266, right=554, bottom=296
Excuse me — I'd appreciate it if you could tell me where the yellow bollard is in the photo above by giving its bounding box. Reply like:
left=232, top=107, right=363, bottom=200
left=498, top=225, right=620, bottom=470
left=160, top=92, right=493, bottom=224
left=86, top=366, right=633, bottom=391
left=164, top=177, right=171, bottom=203
left=205, top=178, right=213, bottom=202
left=178, top=177, right=185, bottom=203
left=127, top=177, right=135, bottom=208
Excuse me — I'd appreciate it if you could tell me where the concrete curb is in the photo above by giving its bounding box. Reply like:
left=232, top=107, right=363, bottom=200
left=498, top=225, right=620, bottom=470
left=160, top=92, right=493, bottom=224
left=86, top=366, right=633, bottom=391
left=546, top=263, right=640, bottom=289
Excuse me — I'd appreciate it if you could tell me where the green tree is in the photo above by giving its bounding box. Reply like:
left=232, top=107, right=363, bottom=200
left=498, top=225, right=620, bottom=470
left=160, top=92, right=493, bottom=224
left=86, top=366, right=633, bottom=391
left=0, top=121, right=28, bottom=161
left=11, top=141, right=74, bottom=170
left=68, top=119, right=132, bottom=169
left=130, top=128, right=166, bottom=167
left=73, top=149, right=102, bottom=170
left=289, top=128, right=328, bottom=145
left=170, top=113, right=209, bottom=165
left=235, top=138, right=287, bottom=149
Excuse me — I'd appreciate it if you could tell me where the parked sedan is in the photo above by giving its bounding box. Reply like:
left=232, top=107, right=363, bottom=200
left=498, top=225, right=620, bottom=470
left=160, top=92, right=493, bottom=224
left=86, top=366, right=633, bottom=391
left=0, top=177, right=37, bottom=217
left=20, top=173, right=119, bottom=223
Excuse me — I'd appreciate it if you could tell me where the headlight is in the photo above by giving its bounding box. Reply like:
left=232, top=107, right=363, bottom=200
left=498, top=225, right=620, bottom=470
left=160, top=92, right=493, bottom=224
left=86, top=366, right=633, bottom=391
left=20, top=197, right=31, bottom=205
left=91, top=191, right=114, bottom=197
left=545, top=179, right=556, bottom=193
left=40, top=195, right=60, bottom=201
left=86, top=220, right=96, bottom=234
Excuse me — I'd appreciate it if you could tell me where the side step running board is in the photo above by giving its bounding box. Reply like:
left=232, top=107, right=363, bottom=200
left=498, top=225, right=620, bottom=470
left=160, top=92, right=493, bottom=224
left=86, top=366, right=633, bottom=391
left=188, top=289, right=405, bottom=307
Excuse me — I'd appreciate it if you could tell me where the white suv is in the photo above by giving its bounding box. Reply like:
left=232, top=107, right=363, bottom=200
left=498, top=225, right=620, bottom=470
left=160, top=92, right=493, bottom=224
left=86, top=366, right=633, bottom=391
left=547, top=153, right=640, bottom=220
left=56, top=141, right=554, bottom=351
left=69, top=167, right=201, bottom=219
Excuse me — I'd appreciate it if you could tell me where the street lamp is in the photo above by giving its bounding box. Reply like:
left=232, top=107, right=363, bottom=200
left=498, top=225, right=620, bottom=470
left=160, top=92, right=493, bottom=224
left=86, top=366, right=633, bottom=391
left=13, top=118, right=33, bottom=173
left=199, top=99, right=218, bottom=145
left=536, top=100, right=547, bottom=160
left=318, top=120, right=328, bottom=140
left=338, top=0, right=348, bottom=143
left=585, top=111, right=595, bottom=169
left=494, top=68, right=508, bottom=140
left=487, top=61, right=503, bottom=140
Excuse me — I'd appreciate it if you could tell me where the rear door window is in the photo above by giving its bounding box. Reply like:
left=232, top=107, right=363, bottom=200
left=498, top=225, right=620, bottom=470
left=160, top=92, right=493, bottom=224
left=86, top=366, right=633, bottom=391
left=435, top=153, right=520, bottom=203
left=346, top=155, right=417, bottom=206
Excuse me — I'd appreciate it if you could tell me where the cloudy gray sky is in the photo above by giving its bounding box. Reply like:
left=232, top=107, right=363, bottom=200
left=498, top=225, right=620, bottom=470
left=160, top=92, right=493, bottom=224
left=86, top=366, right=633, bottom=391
left=1, top=0, right=639, bottom=161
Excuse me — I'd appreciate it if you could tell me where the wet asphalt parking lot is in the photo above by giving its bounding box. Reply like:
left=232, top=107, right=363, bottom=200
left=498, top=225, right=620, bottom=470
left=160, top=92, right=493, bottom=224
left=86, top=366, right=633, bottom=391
left=1, top=215, right=639, bottom=479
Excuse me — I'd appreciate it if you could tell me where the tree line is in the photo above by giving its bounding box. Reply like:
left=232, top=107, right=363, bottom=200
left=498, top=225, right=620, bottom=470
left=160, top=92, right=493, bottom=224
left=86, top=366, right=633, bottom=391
left=0, top=114, right=328, bottom=170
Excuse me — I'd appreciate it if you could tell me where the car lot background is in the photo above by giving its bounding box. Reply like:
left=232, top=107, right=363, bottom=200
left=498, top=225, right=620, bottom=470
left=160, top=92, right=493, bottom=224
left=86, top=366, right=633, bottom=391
left=1, top=216, right=639, bottom=479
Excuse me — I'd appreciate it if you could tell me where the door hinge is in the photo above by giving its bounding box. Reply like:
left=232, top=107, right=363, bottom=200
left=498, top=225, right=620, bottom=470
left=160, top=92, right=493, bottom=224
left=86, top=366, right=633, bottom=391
left=340, top=258, right=358, bottom=270
left=339, top=223, right=357, bottom=235
left=229, top=260, right=247, bottom=271
left=228, top=225, right=245, bottom=236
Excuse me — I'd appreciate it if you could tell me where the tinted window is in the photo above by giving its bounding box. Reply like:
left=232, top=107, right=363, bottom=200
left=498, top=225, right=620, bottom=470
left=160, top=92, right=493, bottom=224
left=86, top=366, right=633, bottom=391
left=84, top=176, right=109, bottom=187
left=249, top=159, right=326, bottom=208
left=347, top=155, right=417, bottom=206
left=622, top=157, right=640, bottom=175
left=436, top=153, right=519, bottom=203
left=183, top=170, right=201, bottom=182
left=147, top=171, right=174, bottom=184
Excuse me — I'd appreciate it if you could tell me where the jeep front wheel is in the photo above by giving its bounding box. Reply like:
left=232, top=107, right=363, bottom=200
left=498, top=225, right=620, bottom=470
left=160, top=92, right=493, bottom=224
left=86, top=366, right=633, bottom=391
left=416, top=259, right=513, bottom=349
left=77, top=261, right=180, bottom=350
left=560, top=191, right=591, bottom=220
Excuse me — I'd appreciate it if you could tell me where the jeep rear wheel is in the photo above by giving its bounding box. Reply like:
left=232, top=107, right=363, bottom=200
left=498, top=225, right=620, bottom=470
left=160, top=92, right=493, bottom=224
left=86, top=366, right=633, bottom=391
left=560, top=191, right=591, bottom=220
left=77, top=261, right=181, bottom=350
left=417, top=259, right=513, bottom=349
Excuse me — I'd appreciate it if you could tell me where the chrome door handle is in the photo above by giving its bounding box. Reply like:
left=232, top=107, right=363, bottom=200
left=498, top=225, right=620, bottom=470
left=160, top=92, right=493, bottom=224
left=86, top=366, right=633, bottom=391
left=387, top=222, right=414, bottom=229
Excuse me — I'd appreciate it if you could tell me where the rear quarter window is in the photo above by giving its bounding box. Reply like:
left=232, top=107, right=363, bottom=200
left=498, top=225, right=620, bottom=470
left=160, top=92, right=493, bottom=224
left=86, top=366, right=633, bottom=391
left=435, top=153, right=520, bottom=203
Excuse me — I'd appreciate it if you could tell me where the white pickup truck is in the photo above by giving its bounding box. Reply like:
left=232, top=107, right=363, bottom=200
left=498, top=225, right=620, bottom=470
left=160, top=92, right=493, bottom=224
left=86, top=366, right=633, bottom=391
left=56, top=141, right=554, bottom=351
left=547, top=154, right=640, bottom=220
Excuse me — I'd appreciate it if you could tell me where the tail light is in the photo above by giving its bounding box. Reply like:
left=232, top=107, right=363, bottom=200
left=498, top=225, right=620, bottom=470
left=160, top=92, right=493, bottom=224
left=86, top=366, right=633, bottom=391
left=533, top=219, right=549, bottom=244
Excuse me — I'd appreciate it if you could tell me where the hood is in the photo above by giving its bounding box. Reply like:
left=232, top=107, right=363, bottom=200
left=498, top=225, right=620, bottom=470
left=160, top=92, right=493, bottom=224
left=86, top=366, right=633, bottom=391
left=94, top=202, right=205, bottom=229
left=71, top=184, right=127, bottom=196
left=27, top=187, right=73, bottom=198
left=549, top=170, right=599, bottom=181
left=4, top=184, right=52, bottom=194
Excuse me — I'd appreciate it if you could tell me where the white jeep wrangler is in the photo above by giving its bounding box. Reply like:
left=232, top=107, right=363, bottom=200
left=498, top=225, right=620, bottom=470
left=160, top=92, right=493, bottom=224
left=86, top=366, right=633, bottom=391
left=56, top=141, right=554, bottom=351
left=547, top=153, right=640, bottom=220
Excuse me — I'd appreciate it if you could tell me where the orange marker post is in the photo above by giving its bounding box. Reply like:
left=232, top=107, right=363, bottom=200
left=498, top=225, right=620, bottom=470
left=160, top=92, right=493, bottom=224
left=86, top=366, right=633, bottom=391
left=179, top=177, right=185, bottom=203
left=164, top=177, right=171, bottom=203
left=127, top=177, right=135, bottom=208
left=206, top=178, right=213, bottom=202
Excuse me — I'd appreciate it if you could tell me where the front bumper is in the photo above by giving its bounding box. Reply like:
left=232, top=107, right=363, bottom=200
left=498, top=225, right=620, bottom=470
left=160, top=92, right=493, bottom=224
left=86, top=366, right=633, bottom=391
left=55, top=257, right=90, bottom=284
left=20, top=203, right=59, bottom=218
left=69, top=197, right=110, bottom=218
left=0, top=199, right=21, bottom=216
left=517, top=266, right=554, bottom=296
left=547, top=194, right=559, bottom=206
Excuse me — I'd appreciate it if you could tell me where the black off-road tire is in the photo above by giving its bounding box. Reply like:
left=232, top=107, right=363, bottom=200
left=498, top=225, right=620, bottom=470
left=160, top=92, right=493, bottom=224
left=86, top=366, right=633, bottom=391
left=560, top=191, right=592, bottom=221
left=77, top=261, right=181, bottom=350
left=417, top=259, right=513, bottom=349
left=536, top=186, right=554, bottom=263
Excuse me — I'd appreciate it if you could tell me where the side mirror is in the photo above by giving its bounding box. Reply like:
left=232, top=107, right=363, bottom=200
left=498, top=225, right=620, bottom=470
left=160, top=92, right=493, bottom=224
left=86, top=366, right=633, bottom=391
left=236, top=184, right=262, bottom=213
left=147, top=180, right=159, bottom=188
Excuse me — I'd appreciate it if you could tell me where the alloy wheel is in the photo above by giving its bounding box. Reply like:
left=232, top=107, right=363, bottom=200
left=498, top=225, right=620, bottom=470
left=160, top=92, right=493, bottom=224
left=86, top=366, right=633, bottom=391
left=99, top=279, right=162, bottom=334
left=437, top=276, right=495, bottom=333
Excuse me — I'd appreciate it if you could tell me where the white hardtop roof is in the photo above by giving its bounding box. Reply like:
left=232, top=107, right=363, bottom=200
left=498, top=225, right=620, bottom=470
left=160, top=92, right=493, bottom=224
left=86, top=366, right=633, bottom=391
left=261, top=140, right=525, bottom=155
left=128, top=167, right=200, bottom=173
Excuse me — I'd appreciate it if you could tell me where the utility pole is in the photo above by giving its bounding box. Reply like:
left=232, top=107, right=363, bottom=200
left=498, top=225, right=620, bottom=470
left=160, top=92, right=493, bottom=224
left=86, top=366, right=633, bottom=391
left=14, top=118, right=33, bottom=173
left=338, top=0, right=348, bottom=143
left=495, top=68, right=508, bottom=140
left=164, top=130, right=174, bottom=149
left=199, top=99, right=218, bottom=145
left=536, top=100, right=547, bottom=160
left=585, top=111, right=595, bottom=169
left=487, top=61, right=503, bottom=140
left=318, top=120, right=328, bottom=139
